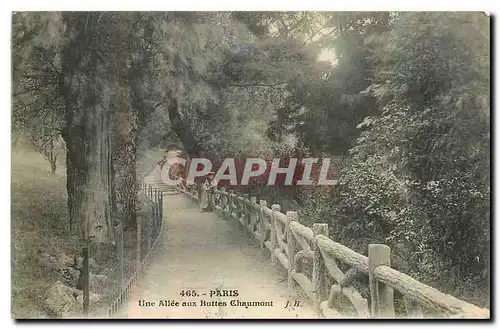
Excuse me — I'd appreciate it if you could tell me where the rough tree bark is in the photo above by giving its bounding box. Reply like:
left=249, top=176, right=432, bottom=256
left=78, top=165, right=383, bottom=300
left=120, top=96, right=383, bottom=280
left=63, top=80, right=115, bottom=246
left=61, top=13, right=116, bottom=248
left=114, top=12, right=138, bottom=230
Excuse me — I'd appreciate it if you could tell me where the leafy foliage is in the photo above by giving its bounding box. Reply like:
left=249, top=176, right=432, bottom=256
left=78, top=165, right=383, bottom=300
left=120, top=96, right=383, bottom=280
left=12, top=11, right=490, bottom=307
left=302, top=12, right=490, bottom=305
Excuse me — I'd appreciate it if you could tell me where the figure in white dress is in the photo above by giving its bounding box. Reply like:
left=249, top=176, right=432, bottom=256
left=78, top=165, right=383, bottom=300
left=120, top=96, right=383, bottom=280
left=200, top=172, right=217, bottom=212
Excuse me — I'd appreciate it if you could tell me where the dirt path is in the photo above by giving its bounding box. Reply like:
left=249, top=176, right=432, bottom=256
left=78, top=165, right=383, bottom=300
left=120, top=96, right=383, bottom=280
left=117, top=193, right=320, bottom=319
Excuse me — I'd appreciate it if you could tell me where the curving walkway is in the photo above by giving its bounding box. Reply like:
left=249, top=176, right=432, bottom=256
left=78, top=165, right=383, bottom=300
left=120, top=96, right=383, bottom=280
left=117, top=189, right=319, bottom=319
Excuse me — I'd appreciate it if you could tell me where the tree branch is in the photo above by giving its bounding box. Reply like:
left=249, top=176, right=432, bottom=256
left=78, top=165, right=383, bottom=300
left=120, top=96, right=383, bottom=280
left=300, top=26, right=338, bottom=49
left=227, top=81, right=287, bottom=88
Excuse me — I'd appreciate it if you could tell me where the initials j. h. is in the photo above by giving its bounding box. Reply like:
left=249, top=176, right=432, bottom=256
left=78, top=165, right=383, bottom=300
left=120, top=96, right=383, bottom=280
left=284, top=300, right=300, bottom=308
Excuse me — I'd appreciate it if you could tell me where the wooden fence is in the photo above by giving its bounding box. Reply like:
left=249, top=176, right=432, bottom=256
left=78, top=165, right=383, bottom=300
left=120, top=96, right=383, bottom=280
left=107, top=183, right=164, bottom=317
left=176, top=178, right=489, bottom=319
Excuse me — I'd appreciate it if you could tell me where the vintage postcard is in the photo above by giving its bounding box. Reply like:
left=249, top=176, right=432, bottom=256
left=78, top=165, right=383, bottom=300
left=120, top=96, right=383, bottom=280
left=11, top=11, right=490, bottom=319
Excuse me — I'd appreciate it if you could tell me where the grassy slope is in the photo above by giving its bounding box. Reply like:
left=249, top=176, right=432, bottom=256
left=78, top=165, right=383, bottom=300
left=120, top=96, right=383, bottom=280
left=11, top=146, right=79, bottom=318
left=12, top=145, right=166, bottom=318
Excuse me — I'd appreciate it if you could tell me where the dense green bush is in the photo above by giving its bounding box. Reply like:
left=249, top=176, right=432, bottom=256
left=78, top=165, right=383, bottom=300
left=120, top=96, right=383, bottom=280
left=302, top=12, right=490, bottom=306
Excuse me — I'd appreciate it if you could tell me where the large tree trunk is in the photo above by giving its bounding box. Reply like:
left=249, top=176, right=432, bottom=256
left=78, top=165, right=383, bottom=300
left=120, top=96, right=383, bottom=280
left=65, top=130, right=115, bottom=245
left=114, top=13, right=138, bottom=230
left=61, top=13, right=116, bottom=247
left=64, top=83, right=115, bottom=245
left=114, top=114, right=137, bottom=230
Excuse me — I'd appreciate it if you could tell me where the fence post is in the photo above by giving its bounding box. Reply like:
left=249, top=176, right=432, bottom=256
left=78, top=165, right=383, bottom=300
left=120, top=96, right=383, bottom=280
left=82, top=246, right=89, bottom=317
left=220, top=187, right=227, bottom=214
left=155, top=194, right=159, bottom=216
left=155, top=201, right=159, bottom=238
left=213, top=187, right=218, bottom=211
left=312, top=223, right=328, bottom=311
left=208, top=186, right=217, bottom=211
left=232, top=192, right=237, bottom=220
left=116, top=223, right=124, bottom=292
left=250, top=196, right=257, bottom=234
left=229, top=190, right=234, bottom=219
left=152, top=204, right=156, bottom=240
left=368, top=244, right=395, bottom=318
left=152, top=198, right=156, bottom=221
left=136, top=212, right=142, bottom=274
left=403, top=296, right=423, bottom=318
left=286, top=211, right=298, bottom=293
left=228, top=190, right=232, bottom=215
left=155, top=199, right=159, bottom=226
left=159, top=191, right=163, bottom=220
left=206, top=187, right=212, bottom=211
left=242, top=194, right=249, bottom=229
left=148, top=203, right=153, bottom=252
left=156, top=199, right=159, bottom=233
left=259, top=200, right=267, bottom=249
left=234, top=192, right=241, bottom=221
left=270, top=204, right=280, bottom=265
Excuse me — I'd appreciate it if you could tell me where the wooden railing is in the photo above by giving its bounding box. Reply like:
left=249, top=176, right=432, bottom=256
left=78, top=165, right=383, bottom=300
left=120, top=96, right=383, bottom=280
left=176, top=178, right=489, bottom=319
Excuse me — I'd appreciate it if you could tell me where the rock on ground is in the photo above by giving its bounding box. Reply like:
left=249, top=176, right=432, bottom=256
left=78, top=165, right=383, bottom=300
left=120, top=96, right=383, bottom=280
left=44, top=281, right=101, bottom=318
left=89, top=274, right=109, bottom=292
left=58, top=253, right=75, bottom=268
left=59, top=266, right=81, bottom=287
left=74, top=256, right=97, bottom=271
left=44, top=281, right=79, bottom=317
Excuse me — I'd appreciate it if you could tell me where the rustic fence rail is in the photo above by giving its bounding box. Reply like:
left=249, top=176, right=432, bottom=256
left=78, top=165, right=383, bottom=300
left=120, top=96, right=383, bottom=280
left=176, top=178, right=489, bottom=319
left=107, top=182, right=164, bottom=317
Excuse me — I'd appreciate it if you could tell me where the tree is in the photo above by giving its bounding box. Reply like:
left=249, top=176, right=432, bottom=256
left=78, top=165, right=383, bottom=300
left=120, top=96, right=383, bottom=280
left=264, top=12, right=391, bottom=155
left=12, top=12, right=490, bottom=306
left=58, top=12, right=122, bottom=245
left=29, top=133, right=65, bottom=174
left=12, top=12, right=66, bottom=173
left=326, top=12, right=490, bottom=304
